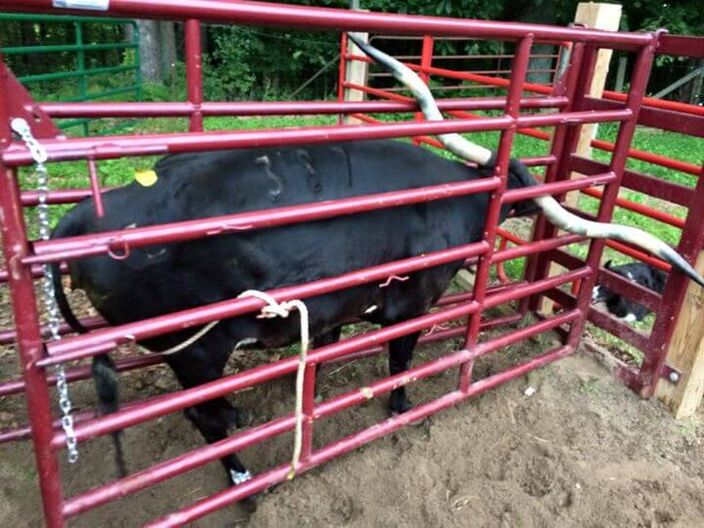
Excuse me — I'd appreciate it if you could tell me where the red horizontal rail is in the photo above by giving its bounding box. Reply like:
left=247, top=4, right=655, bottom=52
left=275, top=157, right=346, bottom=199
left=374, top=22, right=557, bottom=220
left=349, top=53, right=554, bottom=94
left=571, top=156, right=694, bottom=208
left=656, top=34, right=704, bottom=59
left=491, top=233, right=583, bottom=264
left=1, top=321, right=478, bottom=444
left=48, top=267, right=589, bottom=449
left=2, top=231, right=587, bottom=398
left=604, top=240, right=672, bottom=272
left=20, top=188, right=109, bottom=207
left=603, top=90, right=704, bottom=117
left=502, top=171, right=616, bottom=203
left=27, top=177, right=501, bottom=265
left=355, top=56, right=701, bottom=177
left=39, top=96, right=569, bottom=119
left=9, top=0, right=654, bottom=48
left=0, top=262, right=67, bottom=285
left=0, top=315, right=104, bottom=347
left=597, top=267, right=662, bottom=313
left=344, top=85, right=680, bottom=235
left=39, top=241, right=488, bottom=365
left=4, top=109, right=630, bottom=166
left=580, top=186, right=686, bottom=229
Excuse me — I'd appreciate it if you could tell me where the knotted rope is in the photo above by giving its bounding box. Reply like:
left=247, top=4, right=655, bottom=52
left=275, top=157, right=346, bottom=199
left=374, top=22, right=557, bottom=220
left=237, top=290, right=310, bottom=480
left=156, top=290, right=311, bottom=480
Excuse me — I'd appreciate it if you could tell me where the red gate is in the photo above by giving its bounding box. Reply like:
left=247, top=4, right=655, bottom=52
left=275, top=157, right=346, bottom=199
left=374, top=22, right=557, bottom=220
left=339, top=30, right=704, bottom=395
left=0, top=1, right=699, bottom=526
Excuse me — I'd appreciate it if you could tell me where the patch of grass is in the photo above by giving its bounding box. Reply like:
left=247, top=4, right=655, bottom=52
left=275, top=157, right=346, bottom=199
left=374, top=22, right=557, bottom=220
left=677, top=419, right=699, bottom=447
left=579, top=376, right=601, bottom=395
left=584, top=322, right=646, bottom=365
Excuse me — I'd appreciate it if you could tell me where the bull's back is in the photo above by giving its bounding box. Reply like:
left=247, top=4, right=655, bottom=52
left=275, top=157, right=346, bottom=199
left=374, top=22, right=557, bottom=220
left=57, top=140, right=489, bottom=326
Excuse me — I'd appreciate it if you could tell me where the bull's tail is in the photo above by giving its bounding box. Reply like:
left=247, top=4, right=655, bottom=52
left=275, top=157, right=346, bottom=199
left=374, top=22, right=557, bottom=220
left=51, top=214, right=127, bottom=477
left=91, top=354, right=127, bottom=477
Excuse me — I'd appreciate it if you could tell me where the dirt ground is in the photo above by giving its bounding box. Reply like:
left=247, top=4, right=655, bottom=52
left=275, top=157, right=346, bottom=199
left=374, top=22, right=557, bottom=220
left=1, top=318, right=703, bottom=528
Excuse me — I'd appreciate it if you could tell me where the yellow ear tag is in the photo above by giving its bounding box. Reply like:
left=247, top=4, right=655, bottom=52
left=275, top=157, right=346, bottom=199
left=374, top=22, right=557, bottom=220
left=135, top=169, right=158, bottom=187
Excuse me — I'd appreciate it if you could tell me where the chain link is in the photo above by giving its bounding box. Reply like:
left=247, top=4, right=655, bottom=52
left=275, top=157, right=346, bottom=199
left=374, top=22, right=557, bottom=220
left=11, top=118, right=79, bottom=464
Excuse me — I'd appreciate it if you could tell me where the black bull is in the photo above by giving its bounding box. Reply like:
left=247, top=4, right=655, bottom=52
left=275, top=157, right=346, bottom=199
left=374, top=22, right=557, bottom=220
left=51, top=140, right=540, bottom=485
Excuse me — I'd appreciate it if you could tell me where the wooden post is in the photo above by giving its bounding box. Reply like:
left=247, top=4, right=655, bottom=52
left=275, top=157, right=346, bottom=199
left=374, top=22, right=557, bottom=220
left=343, top=24, right=369, bottom=125
left=655, top=251, right=704, bottom=419
left=569, top=3, right=622, bottom=167
left=540, top=3, right=622, bottom=314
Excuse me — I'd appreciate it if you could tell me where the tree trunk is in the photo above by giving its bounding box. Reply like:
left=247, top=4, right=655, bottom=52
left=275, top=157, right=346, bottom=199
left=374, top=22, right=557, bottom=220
left=137, top=19, right=162, bottom=83
left=160, top=21, right=177, bottom=86
left=688, top=59, right=704, bottom=105
left=123, top=22, right=134, bottom=43
left=509, top=0, right=559, bottom=84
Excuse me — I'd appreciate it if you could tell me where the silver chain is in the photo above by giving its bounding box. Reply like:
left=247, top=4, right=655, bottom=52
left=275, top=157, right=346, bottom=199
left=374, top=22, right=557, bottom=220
left=11, top=118, right=79, bottom=464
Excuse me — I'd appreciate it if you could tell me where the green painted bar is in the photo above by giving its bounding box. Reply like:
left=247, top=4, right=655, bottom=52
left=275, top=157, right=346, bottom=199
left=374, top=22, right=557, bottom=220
left=18, top=64, right=138, bottom=84
left=1, top=42, right=137, bottom=55
left=0, top=12, right=141, bottom=134
left=64, top=84, right=142, bottom=102
left=0, top=12, right=134, bottom=24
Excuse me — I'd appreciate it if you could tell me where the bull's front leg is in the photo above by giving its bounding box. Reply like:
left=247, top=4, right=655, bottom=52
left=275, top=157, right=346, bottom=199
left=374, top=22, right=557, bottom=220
left=387, top=331, right=421, bottom=415
left=164, top=334, right=257, bottom=510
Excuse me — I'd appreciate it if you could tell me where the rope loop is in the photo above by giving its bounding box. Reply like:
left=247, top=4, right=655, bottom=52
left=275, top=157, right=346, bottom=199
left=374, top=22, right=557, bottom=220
left=238, top=290, right=310, bottom=480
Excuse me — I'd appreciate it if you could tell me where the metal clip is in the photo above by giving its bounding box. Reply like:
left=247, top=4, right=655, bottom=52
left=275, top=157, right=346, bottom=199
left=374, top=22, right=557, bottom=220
left=379, top=274, right=410, bottom=288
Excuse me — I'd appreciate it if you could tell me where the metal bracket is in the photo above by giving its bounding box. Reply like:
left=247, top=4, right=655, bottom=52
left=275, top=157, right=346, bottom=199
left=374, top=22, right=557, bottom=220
left=660, top=364, right=682, bottom=385
left=2, top=63, right=62, bottom=140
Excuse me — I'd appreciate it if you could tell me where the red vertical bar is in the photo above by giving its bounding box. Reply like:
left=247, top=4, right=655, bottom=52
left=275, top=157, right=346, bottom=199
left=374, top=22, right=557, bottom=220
left=300, top=363, right=316, bottom=463
left=458, top=35, right=534, bottom=392
left=412, top=35, right=435, bottom=145
left=0, top=49, right=65, bottom=528
left=86, top=158, right=104, bottom=218
left=639, top=164, right=704, bottom=395
left=337, top=33, right=349, bottom=125
left=0, top=172, right=66, bottom=525
left=185, top=19, right=203, bottom=132
left=565, top=35, right=661, bottom=352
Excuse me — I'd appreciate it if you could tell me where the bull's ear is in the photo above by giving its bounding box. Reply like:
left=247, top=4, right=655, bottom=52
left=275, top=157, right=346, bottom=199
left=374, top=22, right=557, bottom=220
left=604, top=260, right=613, bottom=269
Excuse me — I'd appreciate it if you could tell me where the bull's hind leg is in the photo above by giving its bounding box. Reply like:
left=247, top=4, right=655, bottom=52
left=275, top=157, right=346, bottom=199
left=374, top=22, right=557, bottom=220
left=164, top=335, right=252, bottom=492
left=388, top=331, right=421, bottom=415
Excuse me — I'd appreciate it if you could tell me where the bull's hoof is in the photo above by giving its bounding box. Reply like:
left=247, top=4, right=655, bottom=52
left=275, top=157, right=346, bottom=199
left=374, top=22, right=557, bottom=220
left=388, top=395, right=412, bottom=416
left=234, top=408, right=250, bottom=428
left=229, top=469, right=258, bottom=512
left=389, top=397, right=426, bottom=426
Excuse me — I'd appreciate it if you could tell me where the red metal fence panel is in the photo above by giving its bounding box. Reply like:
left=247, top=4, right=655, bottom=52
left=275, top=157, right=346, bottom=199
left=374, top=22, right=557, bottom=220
left=0, top=1, right=698, bottom=526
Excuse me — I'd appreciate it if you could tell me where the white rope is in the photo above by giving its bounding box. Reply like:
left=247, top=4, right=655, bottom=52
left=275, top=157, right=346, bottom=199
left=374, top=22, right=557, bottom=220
left=152, top=289, right=310, bottom=479
left=237, top=290, right=310, bottom=480
left=159, top=320, right=221, bottom=356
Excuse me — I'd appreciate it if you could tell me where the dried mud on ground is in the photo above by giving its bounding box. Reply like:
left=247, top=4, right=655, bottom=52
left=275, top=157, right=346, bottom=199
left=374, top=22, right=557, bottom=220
left=1, top=325, right=703, bottom=528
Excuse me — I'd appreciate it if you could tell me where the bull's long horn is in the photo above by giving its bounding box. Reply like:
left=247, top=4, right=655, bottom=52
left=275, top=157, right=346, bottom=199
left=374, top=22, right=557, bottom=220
left=349, top=34, right=704, bottom=288
left=348, top=34, right=493, bottom=166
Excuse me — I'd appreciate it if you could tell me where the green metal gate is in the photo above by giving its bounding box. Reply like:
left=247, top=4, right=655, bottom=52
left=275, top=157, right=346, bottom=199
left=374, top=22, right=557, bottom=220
left=0, top=13, right=141, bottom=135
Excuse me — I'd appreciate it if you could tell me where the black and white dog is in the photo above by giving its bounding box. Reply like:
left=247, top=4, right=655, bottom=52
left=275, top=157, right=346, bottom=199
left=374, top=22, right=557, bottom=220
left=591, top=261, right=667, bottom=322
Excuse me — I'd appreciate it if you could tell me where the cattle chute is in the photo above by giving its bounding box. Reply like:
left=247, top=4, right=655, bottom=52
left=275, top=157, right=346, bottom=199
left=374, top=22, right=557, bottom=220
left=1, top=2, right=703, bottom=526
